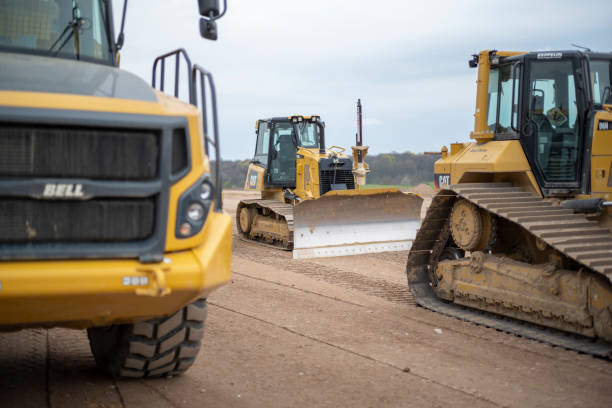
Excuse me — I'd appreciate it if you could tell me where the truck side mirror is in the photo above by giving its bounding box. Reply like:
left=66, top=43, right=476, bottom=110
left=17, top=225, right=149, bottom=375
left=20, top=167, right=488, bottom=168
left=199, top=0, right=220, bottom=16
left=200, top=18, right=218, bottom=40
left=198, top=0, right=227, bottom=41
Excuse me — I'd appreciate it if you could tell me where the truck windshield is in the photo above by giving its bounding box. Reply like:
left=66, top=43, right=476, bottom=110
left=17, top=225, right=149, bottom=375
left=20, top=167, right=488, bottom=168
left=0, top=0, right=113, bottom=65
left=590, top=59, right=612, bottom=106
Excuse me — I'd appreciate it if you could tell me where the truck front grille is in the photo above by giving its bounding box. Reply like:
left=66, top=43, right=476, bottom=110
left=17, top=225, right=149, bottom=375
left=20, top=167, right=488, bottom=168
left=0, top=198, right=155, bottom=243
left=0, top=125, right=159, bottom=180
left=0, top=108, right=188, bottom=260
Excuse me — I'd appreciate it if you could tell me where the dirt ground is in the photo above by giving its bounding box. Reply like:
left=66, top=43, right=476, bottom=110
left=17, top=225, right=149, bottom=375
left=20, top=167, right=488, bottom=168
left=1, top=190, right=611, bottom=407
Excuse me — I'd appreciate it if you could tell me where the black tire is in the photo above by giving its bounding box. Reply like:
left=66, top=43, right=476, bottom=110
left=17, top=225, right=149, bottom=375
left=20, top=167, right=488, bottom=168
left=87, top=298, right=207, bottom=378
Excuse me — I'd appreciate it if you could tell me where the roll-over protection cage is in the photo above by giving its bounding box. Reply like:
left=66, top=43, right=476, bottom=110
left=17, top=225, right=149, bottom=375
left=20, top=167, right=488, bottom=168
left=152, top=48, right=223, bottom=211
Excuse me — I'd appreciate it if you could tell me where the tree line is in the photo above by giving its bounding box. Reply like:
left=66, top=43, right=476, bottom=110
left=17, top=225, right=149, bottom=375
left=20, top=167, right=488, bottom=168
left=213, top=152, right=438, bottom=189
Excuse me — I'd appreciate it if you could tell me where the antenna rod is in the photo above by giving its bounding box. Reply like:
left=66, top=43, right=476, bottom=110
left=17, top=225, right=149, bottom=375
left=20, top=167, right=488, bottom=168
left=356, top=99, right=363, bottom=163
left=571, top=43, right=592, bottom=52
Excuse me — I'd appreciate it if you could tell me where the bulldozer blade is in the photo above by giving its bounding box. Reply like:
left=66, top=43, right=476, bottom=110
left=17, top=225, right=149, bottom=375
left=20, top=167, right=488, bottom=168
left=292, top=189, right=423, bottom=259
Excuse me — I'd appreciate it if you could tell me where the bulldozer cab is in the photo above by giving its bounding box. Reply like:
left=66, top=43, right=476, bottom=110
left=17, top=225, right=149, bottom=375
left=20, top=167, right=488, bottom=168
left=485, top=51, right=612, bottom=196
left=254, top=117, right=322, bottom=187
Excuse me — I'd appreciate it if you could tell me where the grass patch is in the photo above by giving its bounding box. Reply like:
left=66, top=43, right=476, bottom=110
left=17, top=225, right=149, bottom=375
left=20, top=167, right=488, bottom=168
left=362, top=184, right=414, bottom=190
left=362, top=181, right=435, bottom=191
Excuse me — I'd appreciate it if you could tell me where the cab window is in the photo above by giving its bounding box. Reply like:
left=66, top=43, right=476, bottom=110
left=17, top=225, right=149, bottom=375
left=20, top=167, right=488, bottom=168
left=254, top=121, right=270, bottom=165
left=488, top=65, right=518, bottom=135
left=487, top=68, right=499, bottom=130
left=296, top=122, right=320, bottom=148
left=526, top=59, right=579, bottom=182
left=591, top=60, right=612, bottom=106
left=268, top=123, right=297, bottom=184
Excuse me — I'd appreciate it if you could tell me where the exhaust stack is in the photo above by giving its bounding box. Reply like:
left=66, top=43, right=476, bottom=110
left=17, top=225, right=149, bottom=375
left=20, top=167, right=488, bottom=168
left=352, top=99, right=370, bottom=186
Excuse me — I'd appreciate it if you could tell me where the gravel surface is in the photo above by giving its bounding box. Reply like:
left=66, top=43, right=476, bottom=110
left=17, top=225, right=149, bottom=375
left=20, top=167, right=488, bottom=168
left=1, top=190, right=610, bottom=407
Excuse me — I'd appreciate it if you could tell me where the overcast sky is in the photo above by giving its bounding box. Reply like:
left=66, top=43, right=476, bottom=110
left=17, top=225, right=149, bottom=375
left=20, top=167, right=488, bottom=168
left=111, top=0, right=612, bottom=160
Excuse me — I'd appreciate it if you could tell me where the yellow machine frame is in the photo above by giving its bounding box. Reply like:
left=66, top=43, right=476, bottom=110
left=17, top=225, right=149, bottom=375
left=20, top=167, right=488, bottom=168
left=0, top=89, right=232, bottom=329
left=436, top=50, right=612, bottom=207
left=407, top=50, right=612, bottom=354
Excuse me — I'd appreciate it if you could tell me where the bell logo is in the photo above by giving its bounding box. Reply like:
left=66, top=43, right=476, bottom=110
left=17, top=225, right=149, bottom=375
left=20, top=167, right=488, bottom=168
left=43, top=183, right=85, bottom=198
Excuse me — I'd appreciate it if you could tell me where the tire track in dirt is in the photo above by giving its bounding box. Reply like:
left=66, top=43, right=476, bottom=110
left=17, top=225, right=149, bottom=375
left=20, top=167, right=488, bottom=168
left=232, top=238, right=612, bottom=374
left=367, top=250, right=410, bottom=265
left=233, top=237, right=415, bottom=305
left=209, top=302, right=505, bottom=408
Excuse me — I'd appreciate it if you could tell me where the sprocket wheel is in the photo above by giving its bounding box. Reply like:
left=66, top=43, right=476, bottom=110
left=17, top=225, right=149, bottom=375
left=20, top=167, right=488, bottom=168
left=450, top=199, right=495, bottom=252
left=449, top=199, right=482, bottom=251
left=239, top=207, right=252, bottom=234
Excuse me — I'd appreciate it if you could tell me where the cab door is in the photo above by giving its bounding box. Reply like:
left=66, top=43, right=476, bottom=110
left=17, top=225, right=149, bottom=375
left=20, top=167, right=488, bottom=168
left=519, top=56, right=584, bottom=194
left=267, top=122, right=297, bottom=187
left=589, top=59, right=612, bottom=196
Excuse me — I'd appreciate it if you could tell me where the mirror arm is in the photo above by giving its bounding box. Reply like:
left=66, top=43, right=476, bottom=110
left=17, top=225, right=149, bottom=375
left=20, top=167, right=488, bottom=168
left=215, top=0, right=228, bottom=19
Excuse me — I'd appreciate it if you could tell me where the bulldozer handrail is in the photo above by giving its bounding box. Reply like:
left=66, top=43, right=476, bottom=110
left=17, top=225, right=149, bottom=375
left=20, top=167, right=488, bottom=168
left=328, top=145, right=346, bottom=154
left=510, top=61, right=522, bottom=133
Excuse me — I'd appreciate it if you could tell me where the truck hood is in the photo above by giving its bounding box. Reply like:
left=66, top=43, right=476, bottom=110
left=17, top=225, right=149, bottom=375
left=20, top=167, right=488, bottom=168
left=0, top=52, right=157, bottom=102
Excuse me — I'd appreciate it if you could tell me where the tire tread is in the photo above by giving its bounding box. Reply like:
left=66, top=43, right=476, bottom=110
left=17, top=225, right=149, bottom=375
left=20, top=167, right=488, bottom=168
left=88, top=298, right=207, bottom=378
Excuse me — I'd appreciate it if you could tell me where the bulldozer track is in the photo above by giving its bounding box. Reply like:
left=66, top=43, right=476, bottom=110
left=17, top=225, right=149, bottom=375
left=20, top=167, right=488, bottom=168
left=407, top=183, right=612, bottom=358
left=236, top=199, right=294, bottom=250
left=452, top=183, right=612, bottom=279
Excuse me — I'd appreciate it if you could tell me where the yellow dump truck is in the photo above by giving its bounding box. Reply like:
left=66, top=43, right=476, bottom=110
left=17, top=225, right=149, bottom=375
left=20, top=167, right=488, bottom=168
left=0, top=0, right=231, bottom=377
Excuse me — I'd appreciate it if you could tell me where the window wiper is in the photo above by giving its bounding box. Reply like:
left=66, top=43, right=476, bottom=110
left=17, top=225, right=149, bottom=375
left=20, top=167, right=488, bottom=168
left=98, top=0, right=113, bottom=55
left=48, top=1, right=83, bottom=59
left=602, top=86, right=611, bottom=105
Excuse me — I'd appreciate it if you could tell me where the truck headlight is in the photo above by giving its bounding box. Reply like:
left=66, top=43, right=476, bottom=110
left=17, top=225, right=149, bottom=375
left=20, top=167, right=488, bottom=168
left=200, top=182, right=212, bottom=200
left=187, top=203, right=205, bottom=221
left=176, top=175, right=215, bottom=238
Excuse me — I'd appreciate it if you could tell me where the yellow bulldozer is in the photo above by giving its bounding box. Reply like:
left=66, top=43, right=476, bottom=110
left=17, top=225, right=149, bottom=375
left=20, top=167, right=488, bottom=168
left=408, top=49, right=612, bottom=357
left=0, top=0, right=231, bottom=377
left=237, top=100, right=423, bottom=259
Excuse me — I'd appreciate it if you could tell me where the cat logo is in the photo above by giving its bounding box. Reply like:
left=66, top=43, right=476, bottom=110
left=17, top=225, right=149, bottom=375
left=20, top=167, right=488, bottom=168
left=42, top=183, right=85, bottom=198
left=599, top=121, right=610, bottom=131
left=434, top=174, right=451, bottom=189
left=248, top=171, right=258, bottom=189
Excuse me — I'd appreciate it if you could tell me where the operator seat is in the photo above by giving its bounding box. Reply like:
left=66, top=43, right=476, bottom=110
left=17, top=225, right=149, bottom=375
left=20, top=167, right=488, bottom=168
left=529, top=94, right=554, bottom=171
